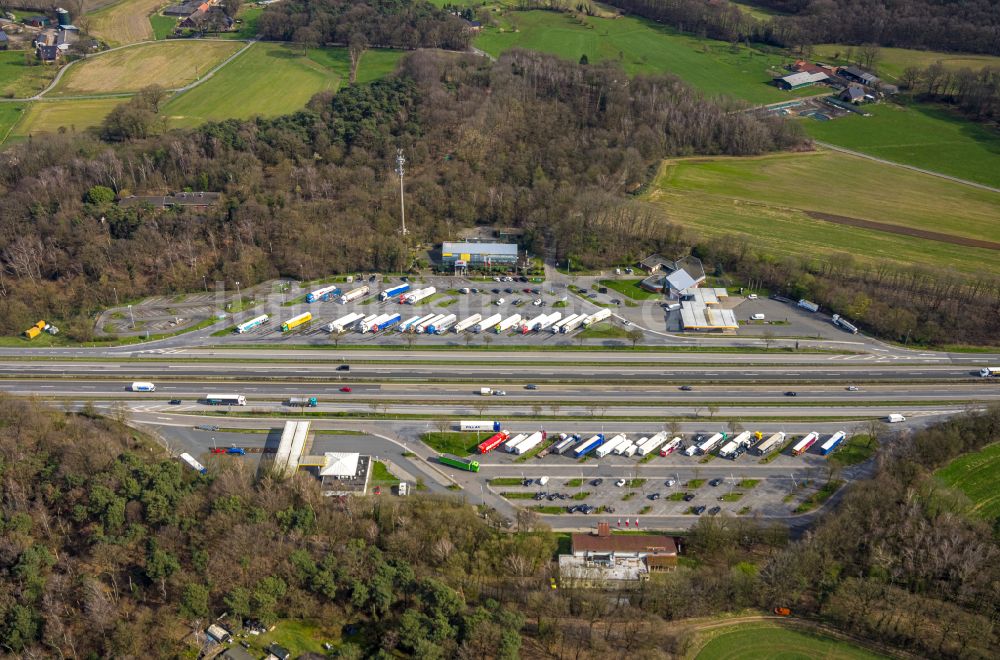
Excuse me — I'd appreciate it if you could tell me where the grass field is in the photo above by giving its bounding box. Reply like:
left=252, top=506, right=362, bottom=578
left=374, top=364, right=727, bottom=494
left=474, top=11, right=811, bottom=105
left=598, top=279, right=661, bottom=300
left=88, top=0, right=165, bottom=45
left=53, top=41, right=243, bottom=95
left=0, top=103, right=26, bottom=142
left=694, top=623, right=885, bottom=659
left=648, top=151, right=1000, bottom=277
left=11, top=98, right=126, bottom=137
left=935, top=442, right=1000, bottom=522
left=163, top=43, right=344, bottom=127
left=803, top=102, right=1000, bottom=189
left=827, top=434, right=879, bottom=467
left=420, top=432, right=481, bottom=456
left=0, top=52, right=58, bottom=99
left=149, top=12, right=177, bottom=40
left=811, top=44, right=1000, bottom=81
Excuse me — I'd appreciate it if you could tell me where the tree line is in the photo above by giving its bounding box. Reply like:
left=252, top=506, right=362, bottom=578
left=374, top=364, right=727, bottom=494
left=257, top=0, right=473, bottom=51
left=898, top=63, right=1000, bottom=123
left=604, top=0, right=1000, bottom=56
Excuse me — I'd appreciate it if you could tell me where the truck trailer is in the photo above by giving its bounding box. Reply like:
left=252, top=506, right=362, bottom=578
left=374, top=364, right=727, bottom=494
left=373, top=313, right=401, bottom=332
left=281, top=312, right=312, bottom=332
left=287, top=396, right=318, bottom=407
left=236, top=314, right=270, bottom=333
left=595, top=434, right=626, bottom=458
left=753, top=432, right=786, bottom=455
left=512, top=431, right=544, bottom=455
left=536, top=312, right=562, bottom=331
left=380, top=283, right=410, bottom=301
left=635, top=431, right=667, bottom=456
left=658, top=436, right=683, bottom=457
left=521, top=314, right=547, bottom=334
left=460, top=420, right=502, bottom=432
left=831, top=314, right=859, bottom=334
left=361, top=313, right=390, bottom=333
left=417, top=314, right=445, bottom=333
left=429, top=313, right=457, bottom=334
left=979, top=367, right=1000, bottom=377
left=475, top=314, right=502, bottom=333
left=696, top=432, right=726, bottom=455
left=583, top=308, right=612, bottom=327
left=791, top=432, right=819, bottom=456
left=552, top=434, right=579, bottom=454
left=502, top=433, right=527, bottom=452
left=561, top=315, right=586, bottom=333
left=887, top=414, right=906, bottom=423
left=574, top=434, right=604, bottom=458
left=495, top=314, right=522, bottom=333
left=454, top=314, right=482, bottom=333
left=797, top=299, right=819, bottom=313
left=820, top=431, right=847, bottom=455
left=306, top=285, right=341, bottom=303
left=404, top=287, right=436, bottom=304
left=398, top=315, right=424, bottom=332
left=477, top=431, right=509, bottom=454
left=325, top=312, right=364, bottom=333
left=179, top=453, right=207, bottom=475
left=438, top=454, right=480, bottom=472
left=408, top=313, right=437, bottom=332
left=551, top=314, right=578, bottom=333
left=718, top=431, right=754, bottom=459
left=339, top=285, right=370, bottom=304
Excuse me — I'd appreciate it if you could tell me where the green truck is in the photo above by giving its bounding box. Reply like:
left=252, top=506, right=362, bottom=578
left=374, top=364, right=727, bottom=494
left=438, top=454, right=480, bottom=472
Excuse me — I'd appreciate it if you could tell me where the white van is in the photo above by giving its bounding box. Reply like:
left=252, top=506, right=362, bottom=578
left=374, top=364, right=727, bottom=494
left=666, top=303, right=681, bottom=311
left=751, top=313, right=766, bottom=320
left=537, top=476, right=550, bottom=486
left=887, top=414, right=906, bottom=423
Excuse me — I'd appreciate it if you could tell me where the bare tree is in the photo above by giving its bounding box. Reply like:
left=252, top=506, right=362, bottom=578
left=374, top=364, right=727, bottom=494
left=762, top=329, right=776, bottom=351
left=348, top=32, right=369, bottom=83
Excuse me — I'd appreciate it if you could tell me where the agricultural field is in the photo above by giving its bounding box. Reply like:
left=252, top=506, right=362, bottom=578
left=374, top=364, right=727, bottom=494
left=0, top=51, right=58, bottom=99
left=811, top=44, right=1000, bottom=82
left=474, top=11, right=810, bottom=105
left=935, top=442, right=1000, bottom=522
left=695, top=623, right=885, bottom=659
left=87, top=0, right=166, bottom=45
left=52, top=41, right=243, bottom=95
left=149, top=12, right=178, bottom=40
left=803, top=102, right=1000, bottom=189
left=0, top=103, right=26, bottom=142
left=10, top=98, right=126, bottom=138
left=164, top=43, right=403, bottom=127
left=647, top=151, right=1000, bottom=277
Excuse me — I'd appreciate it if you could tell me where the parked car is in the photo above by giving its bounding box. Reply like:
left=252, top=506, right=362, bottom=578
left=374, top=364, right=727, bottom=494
left=505, top=288, right=514, bottom=294
left=648, top=493, right=661, bottom=500
left=604, top=506, right=615, bottom=513
left=708, top=506, right=721, bottom=515
left=615, top=479, right=627, bottom=487
left=591, top=478, right=603, bottom=487
left=693, top=505, right=707, bottom=515
left=210, top=447, right=225, bottom=454
left=665, top=479, right=676, bottom=487
left=683, top=493, right=695, bottom=502
left=709, top=478, right=723, bottom=487
left=747, top=293, right=758, bottom=300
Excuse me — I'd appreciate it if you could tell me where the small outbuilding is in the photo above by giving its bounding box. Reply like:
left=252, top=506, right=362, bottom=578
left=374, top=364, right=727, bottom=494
left=840, top=85, right=865, bottom=104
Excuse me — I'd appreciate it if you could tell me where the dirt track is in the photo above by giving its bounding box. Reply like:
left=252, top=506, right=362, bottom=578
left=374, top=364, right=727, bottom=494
left=805, top=211, right=1000, bottom=251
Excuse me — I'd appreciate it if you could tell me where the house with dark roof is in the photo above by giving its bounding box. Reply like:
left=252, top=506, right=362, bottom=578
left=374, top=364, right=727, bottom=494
left=164, top=2, right=201, bottom=16
left=838, top=65, right=880, bottom=87
left=840, top=85, right=865, bottom=104
left=639, top=254, right=706, bottom=294
left=558, top=523, right=678, bottom=586
left=36, top=44, right=59, bottom=62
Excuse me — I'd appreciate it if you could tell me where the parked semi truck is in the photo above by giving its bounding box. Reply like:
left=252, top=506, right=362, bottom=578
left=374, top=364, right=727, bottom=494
left=831, top=314, right=858, bottom=334
left=574, top=434, right=604, bottom=458
left=502, top=433, right=527, bottom=452
left=552, top=434, right=579, bottom=454
left=380, top=283, right=410, bottom=301
left=797, top=299, right=819, bottom=312
left=658, top=436, right=683, bottom=457
left=753, top=432, right=786, bottom=455
left=561, top=315, right=586, bottom=333
left=477, top=431, right=509, bottom=454
left=374, top=313, right=401, bottom=332
left=495, top=314, right=522, bottom=333
left=429, top=313, right=457, bottom=334
left=409, top=313, right=436, bottom=333
left=820, top=431, right=847, bottom=455
left=454, top=314, right=482, bottom=333
left=339, top=285, right=369, bottom=304
left=306, top=285, right=341, bottom=303
left=475, top=313, right=502, bottom=333
left=718, top=431, right=754, bottom=459
left=583, top=308, right=612, bottom=327
left=281, top=312, right=312, bottom=332
left=694, top=432, right=726, bottom=455
left=635, top=431, right=667, bottom=456
left=287, top=396, right=318, bottom=407
left=460, top=420, right=502, bottom=432
left=595, top=434, right=626, bottom=458
left=417, top=314, right=445, bottom=333
left=536, top=312, right=562, bottom=331
left=325, top=312, right=363, bottom=333
left=398, top=315, right=423, bottom=332
left=521, top=314, right=547, bottom=334
left=512, top=431, right=544, bottom=455
left=404, top=287, right=436, bottom=304
left=361, top=313, right=390, bottom=333
left=438, top=454, right=480, bottom=472
left=791, top=432, right=819, bottom=456
left=236, top=314, right=269, bottom=333
left=551, top=313, right=578, bottom=333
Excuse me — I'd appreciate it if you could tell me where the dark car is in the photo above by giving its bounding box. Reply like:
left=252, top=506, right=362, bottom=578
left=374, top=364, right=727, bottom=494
left=531, top=288, right=541, bottom=294
left=610, top=298, right=621, bottom=305
left=784, top=391, right=797, bottom=397
left=693, top=505, right=707, bottom=515
left=196, top=424, right=220, bottom=431
left=708, top=506, right=721, bottom=516
left=504, top=288, right=514, bottom=294
left=591, top=478, right=603, bottom=487
left=533, top=492, right=546, bottom=500
left=523, top=288, right=532, bottom=293
left=567, top=505, right=580, bottom=513
left=680, top=385, right=693, bottom=391
left=648, top=493, right=661, bottom=500
left=168, top=399, right=182, bottom=405
left=492, top=288, right=501, bottom=294
left=709, top=478, right=723, bottom=487
left=525, top=384, right=538, bottom=390
left=368, top=275, right=377, bottom=282
left=336, top=364, right=350, bottom=371
left=683, top=493, right=695, bottom=502
left=604, top=506, right=615, bottom=513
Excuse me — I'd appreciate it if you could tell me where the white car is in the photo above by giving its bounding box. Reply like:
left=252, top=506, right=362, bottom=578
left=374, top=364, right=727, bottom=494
left=615, top=479, right=627, bottom=488
left=532, top=299, right=542, bottom=306
left=847, top=385, right=860, bottom=391
left=747, top=293, right=758, bottom=300
left=751, top=313, right=766, bottom=320
left=665, top=479, right=676, bottom=487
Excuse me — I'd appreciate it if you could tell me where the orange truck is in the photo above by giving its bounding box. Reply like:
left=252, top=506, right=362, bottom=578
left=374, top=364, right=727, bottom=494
left=24, top=320, right=46, bottom=339
left=774, top=607, right=791, bottom=616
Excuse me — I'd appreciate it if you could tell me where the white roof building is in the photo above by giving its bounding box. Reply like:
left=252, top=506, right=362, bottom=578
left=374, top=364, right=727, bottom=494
left=318, top=452, right=360, bottom=478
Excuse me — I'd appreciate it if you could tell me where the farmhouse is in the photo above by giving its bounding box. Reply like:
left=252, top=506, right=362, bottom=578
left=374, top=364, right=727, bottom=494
left=792, top=60, right=836, bottom=77
left=558, top=523, right=678, bottom=587
left=840, top=85, right=866, bottom=104
left=164, top=1, right=202, bottom=16
left=36, top=44, right=58, bottom=62
left=775, top=71, right=829, bottom=91
left=838, top=65, right=880, bottom=87
left=639, top=254, right=706, bottom=294
left=440, top=241, right=519, bottom=269
left=118, top=192, right=221, bottom=209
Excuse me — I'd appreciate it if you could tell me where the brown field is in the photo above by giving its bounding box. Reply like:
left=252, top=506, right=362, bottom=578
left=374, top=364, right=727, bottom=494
left=53, top=41, right=243, bottom=95
left=87, top=0, right=166, bottom=46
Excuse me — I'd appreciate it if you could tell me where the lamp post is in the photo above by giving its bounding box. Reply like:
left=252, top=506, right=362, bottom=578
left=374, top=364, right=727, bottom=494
left=128, top=304, right=135, bottom=329
left=235, top=280, right=242, bottom=311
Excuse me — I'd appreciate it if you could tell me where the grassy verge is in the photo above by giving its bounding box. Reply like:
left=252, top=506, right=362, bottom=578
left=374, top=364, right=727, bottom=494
left=934, top=441, right=1000, bottom=523
left=370, top=461, right=400, bottom=485
left=686, top=479, right=705, bottom=488
left=826, top=434, right=879, bottom=466
left=571, top=491, right=591, bottom=500
left=795, top=480, right=844, bottom=513
left=564, top=478, right=584, bottom=487
left=530, top=505, right=565, bottom=514
left=598, top=278, right=662, bottom=300
left=626, top=478, right=646, bottom=488
left=490, top=477, right=524, bottom=486
left=738, top=479, right=760, bottom=488
left=578, top=322, right=629, bottom=340
left=621, top=492, right=636, bottom=501
left=720, top=492, right=744, bottom=502
left=667, top=492, right=687, bottom=501
left=420, top=432, right=481, bottom=456
left=501, top=491, right=536, bottom=499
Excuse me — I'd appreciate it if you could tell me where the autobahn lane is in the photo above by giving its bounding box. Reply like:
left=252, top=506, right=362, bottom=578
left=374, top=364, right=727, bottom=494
left=4, top=379, right=998, bottom=403
left=0, top=361, right=987, bottom=382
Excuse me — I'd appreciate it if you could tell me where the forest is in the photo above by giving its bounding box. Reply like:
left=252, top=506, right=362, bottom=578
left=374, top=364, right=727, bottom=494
left=257, top=0, right=473, bottom=51
left=0, top=399, right=997, bottom=657
left=898, top=62, right=1000, bottom=122
left=605, top=0, right=1000, bottom=55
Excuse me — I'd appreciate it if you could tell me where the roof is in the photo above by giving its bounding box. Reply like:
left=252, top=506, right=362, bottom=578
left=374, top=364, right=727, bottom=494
left=0, top=31, right=7, bottom=42
left=842, top=85, right=865, bottom=100
left=571, top=533, right=677, bottom=555
left=318, top=452, right=360, bottom=477
left=840, top=66, right=879, bottom=84
left=640, top=253, right=672, bottom=270
left=674, top=255, right=706, bottom=282
left=680, top=301, right=739, bottom=330
left=38, top=45, right=58, bottom=60
left=268, top=643, right=291, bottom=660
left=441, top=241, right=518, bottom=257
left=221, top=648, right=256, bottom=660
left=778, top=71, right=828, bottom=86
left=666, top=269, right=696, bottom=292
